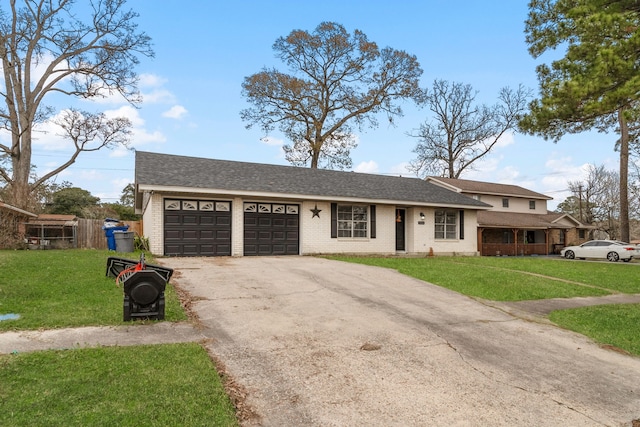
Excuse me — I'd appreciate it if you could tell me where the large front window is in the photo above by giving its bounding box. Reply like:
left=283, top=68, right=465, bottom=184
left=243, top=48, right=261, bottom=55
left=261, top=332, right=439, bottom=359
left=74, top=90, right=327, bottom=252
left=338, top=205, right=368, bottom=238
left=435, top=210, right=457, bottom=239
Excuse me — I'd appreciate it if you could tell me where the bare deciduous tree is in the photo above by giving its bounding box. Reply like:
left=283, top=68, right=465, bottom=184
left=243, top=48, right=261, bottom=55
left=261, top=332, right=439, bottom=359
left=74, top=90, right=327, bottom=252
left=408, top=80, right=530, bottom=178
left=0, top=0, right=153, bottom=209
left=241, top=21, right=423, bottom=169
left=567, top=164, right=621, bottom=238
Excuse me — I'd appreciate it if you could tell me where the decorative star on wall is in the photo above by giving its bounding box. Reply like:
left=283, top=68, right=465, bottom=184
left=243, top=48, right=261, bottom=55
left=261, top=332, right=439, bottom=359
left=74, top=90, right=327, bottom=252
left=310, top=204, right=322, bottom=218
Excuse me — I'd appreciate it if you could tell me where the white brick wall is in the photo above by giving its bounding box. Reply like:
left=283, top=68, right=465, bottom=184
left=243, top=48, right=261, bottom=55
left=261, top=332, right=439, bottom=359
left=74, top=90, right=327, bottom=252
left=404, top=208, right=478, bottom=255
left=142, top=192, right=164, bottom=255
left=231, top=197, right=243, bottom=256
left=301, top=202, right=397, bottom=255
left=142, top=192, right=479, bottom=257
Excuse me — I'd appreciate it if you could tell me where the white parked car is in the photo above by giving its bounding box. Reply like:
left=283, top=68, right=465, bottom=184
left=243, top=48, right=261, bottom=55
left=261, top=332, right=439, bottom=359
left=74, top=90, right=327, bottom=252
left=561, top=240, right=637, bottom=262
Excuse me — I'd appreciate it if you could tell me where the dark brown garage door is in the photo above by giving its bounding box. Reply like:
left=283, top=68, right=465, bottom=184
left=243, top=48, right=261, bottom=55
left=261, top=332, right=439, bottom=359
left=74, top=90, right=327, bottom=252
left=244, top=202, right=299, bottom=256
left=164, top=199, right=231, bottom=256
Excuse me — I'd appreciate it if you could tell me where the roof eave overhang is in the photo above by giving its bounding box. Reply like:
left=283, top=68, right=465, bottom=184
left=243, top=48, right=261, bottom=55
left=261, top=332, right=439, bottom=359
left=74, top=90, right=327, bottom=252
left=425, top=178, right=552, bottom=200
left=425, top=178, right=462, bottom=193
left=474, top=191, right=552, bottom=201
left=479, top=225, right=559, bottom=229
left=136, top=184, right=490, bottom=211
left=0, top=202, right=37, bottom=217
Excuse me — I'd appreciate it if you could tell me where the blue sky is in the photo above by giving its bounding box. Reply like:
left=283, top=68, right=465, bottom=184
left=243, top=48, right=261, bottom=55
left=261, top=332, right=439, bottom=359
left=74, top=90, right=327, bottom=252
left=28, top=0, right=620, bottom=209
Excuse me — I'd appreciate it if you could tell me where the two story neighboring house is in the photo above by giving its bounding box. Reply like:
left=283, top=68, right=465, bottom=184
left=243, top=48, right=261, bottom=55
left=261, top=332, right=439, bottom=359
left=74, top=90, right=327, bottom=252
left=427, top=177, right=591, bottom=256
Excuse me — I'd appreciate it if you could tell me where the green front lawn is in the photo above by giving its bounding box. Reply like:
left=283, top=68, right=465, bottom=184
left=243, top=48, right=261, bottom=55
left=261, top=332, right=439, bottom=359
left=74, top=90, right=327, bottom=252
left=328, top=256, right=619, bottom=301
left=0, top=343, right=238, bottom=427
left=0, top=249, right=238, bottom=426
left=550, top=304, right=640, bottom=356
left=422, top=256, right=640, bottom=294
left=0, top=249, right=186, bottom=331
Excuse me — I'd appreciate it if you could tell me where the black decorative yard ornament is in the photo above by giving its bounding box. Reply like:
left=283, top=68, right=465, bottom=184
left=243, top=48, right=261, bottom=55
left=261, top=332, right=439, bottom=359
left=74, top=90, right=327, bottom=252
left=106, top=254, right=174, bottom=321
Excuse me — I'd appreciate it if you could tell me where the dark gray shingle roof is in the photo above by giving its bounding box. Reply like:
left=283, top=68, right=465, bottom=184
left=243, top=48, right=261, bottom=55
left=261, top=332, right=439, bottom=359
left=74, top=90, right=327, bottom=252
left=478, top=211, right=572, bottom=229
left=428, top=176, right=552, bottom=200
left=135, top=151, right=490, bottom=208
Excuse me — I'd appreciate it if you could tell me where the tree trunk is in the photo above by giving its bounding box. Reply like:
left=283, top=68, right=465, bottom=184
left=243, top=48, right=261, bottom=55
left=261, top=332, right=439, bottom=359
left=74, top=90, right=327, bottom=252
left=13, top=108, right=36, bottom=209
left=310, top=137, right=320, bottom=169
left=618, top=109, right=630, bottom=243
left=7, top=120, right=34, bottom=211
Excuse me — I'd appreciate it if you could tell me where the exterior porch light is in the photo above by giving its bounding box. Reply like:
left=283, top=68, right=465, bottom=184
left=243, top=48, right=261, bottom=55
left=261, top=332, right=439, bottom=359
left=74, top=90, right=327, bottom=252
left=420, top=212, right=425, bottom=220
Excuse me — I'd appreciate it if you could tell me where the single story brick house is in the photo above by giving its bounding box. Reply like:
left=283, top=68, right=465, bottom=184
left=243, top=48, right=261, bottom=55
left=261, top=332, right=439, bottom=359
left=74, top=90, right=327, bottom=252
left=134, top=151, right=490, bottom=257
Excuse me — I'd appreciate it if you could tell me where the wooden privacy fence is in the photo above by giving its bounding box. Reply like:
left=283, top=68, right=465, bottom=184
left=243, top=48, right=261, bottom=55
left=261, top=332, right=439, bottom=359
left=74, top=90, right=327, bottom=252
left=77, top=219, right=142, bottom=250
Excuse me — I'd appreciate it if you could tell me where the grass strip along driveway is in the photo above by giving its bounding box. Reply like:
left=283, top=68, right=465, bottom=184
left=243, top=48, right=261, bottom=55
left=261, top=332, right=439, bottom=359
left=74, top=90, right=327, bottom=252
left=329, top=255, right=640, bottom=356
left=0, top=250, right=187, bottom=331
left=0, top=343, right=236, bottom=426
left=0, top=250, right=238, bottom=427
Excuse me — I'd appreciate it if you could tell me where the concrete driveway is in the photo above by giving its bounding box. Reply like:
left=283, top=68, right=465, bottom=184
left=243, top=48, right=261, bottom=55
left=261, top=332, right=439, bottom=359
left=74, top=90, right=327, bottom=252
left=160, top=256, right=640, bottom=426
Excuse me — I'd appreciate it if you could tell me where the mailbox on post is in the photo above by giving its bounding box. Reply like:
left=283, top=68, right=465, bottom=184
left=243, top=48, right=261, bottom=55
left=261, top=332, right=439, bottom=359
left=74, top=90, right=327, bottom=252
left=106, top=254, right=174, bottom=321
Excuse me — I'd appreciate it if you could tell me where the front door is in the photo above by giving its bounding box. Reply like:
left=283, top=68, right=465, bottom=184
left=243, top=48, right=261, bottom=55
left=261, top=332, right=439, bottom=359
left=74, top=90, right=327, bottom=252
left=395, top=209, right=406, bottom=251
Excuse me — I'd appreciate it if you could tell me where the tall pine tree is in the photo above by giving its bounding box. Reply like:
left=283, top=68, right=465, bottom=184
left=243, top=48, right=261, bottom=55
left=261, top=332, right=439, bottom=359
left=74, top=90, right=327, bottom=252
left=520, top=0, right=640, bottom=242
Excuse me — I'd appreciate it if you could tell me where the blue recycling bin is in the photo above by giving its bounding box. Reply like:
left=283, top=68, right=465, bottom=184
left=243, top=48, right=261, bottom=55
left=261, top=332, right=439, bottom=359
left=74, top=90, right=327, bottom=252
left=103, top=225, right=129, bottom=250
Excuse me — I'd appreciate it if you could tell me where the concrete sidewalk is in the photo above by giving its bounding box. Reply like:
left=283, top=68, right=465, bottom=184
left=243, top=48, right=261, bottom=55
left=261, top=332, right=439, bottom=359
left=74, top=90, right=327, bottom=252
left=0, top=321, right=206, bottom=354
left=484, top=292, right=640, bottom=322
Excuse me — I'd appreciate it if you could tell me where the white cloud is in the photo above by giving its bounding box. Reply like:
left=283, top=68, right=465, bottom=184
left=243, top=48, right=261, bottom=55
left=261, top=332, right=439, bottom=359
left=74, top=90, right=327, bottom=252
left=110, top=73, right=176, bottom=104
left=92, top=178, right=133, bottom=202
left=104, top=106, right=166, bottom=148
left=139, top=73, right=168, bottom=88
left=493, top=131, right=515, bottom=148
left=137, top=74, right=177, bottom=104
left=162, top=105, right=188, bottom=119
left=389, top=162, right=412, bottom=177
left=354, top=160, right=379, bottom=173
left=112, top=177, right=133, bottom=192
left=78, top=169, right=107, bottom=181
left=464, top=154, right=504, bottom=181
left=109, top=146, right=131, bottom=158
left=142, top=89, right=176, bottom=104
left=123, top=128, right=166, bottom=150
left=31, top=112, right=74, bottom=151
left=494, top=166, right=523, bottom=183
left=261, top=136, right=284, bottom=147
left=105, top=105, right=145, bottom=127
left=81, top=88, right=129, bottom=105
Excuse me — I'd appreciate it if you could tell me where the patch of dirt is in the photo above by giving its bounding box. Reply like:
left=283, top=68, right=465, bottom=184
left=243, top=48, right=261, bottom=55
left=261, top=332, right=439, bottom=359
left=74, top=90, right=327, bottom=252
left=169, top=274, right=204, bottom=327
left=360, top=342, right=382, bottom=351
left=600, top=344, right=631, bottom=356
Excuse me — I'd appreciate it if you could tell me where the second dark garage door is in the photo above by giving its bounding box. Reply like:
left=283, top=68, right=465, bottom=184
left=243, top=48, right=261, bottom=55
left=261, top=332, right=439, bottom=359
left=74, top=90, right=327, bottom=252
left=244, top=202, right=299, bottom=256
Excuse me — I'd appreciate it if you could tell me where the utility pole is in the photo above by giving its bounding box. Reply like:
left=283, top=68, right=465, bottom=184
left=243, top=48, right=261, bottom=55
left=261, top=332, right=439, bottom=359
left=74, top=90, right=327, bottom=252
left=578, top=184, right=583, bottom=223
